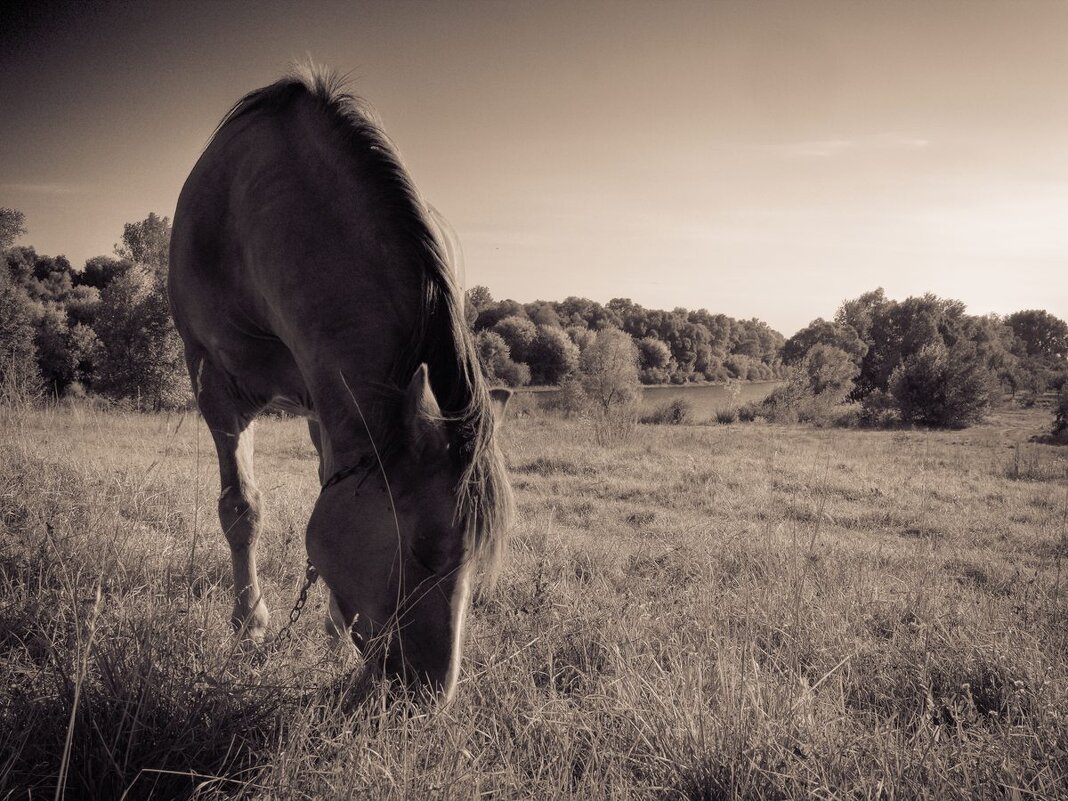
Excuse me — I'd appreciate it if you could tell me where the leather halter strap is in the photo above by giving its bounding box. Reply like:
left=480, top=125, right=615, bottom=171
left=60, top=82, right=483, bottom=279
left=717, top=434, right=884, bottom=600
left=319, top=453, right=377, bottom=495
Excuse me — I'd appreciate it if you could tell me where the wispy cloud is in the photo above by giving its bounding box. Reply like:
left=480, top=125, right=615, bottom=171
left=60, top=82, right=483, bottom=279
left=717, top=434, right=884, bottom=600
left=783, top=134, right=930, bottom=158
left=1, top=182, right=88, bottom=195
left=786, top=138, right=855, bottom=158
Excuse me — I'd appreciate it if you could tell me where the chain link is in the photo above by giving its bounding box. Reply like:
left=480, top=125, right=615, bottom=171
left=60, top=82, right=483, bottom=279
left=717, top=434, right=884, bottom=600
left=275, top=559, right=319, bottom=644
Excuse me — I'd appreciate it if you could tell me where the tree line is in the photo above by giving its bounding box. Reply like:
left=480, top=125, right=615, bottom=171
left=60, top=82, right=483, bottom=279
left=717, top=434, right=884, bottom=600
left=0, top=208, right=185, bottom=408
left=771, top=290, right=1067, bottom=427
left=1, top=205, right=1065, bottom=430
left=466, top=286, right=786, bottom=387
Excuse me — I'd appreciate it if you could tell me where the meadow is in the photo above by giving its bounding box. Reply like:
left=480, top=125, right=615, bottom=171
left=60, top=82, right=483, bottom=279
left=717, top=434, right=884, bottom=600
left=1, top=400, right=1067, bottom=800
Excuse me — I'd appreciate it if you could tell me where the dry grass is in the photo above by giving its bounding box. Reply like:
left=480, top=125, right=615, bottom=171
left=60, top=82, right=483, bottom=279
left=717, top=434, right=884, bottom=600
left=2, top=401, right=1067, bottom=799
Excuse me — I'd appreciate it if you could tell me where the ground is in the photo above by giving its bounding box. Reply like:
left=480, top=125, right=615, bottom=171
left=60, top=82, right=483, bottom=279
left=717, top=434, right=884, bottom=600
left=1, top=401, right=1066, bottom=799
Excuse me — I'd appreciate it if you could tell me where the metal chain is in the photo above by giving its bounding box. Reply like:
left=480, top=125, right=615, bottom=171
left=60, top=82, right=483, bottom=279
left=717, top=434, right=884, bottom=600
left=275, top=558, right=319, bottom=644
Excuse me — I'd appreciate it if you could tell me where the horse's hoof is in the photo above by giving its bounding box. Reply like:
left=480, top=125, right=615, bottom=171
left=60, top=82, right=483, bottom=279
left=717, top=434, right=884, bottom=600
left=232, top=601, right=270, bottom=643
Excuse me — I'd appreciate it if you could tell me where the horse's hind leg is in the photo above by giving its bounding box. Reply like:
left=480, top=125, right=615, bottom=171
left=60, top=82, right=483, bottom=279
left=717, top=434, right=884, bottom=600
left=193, top=355, right=270, bottom=640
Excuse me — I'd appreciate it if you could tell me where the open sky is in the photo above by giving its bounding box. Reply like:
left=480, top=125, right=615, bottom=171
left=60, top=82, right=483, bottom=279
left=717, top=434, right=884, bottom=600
left=1, top=0, right=1066, bottom=335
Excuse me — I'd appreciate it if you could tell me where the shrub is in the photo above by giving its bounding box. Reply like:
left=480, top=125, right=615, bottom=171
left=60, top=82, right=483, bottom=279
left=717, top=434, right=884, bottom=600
left=758, top=348, right=858, bottom=427
left=592, top=404, right=638, bottom=445
left=494, top=357, right=531, bottom=388
left=715, top=407, right=738, bottom=424
left=548, top=377, right=589, bottom=417
left=1054, top=386, right=1068, bottom=435
left=640, top=398, right=692, bottom=425
left=859, top=389, right=898, bottom=428
left=760, top=380, right=810, bottom=424
left=889, top=342, right=995, bottom=428
left=506, top=390, right=541, bottom=419
left=737, top=401, right=760, bottom=422
left=832, top=405, right=862, bottom=428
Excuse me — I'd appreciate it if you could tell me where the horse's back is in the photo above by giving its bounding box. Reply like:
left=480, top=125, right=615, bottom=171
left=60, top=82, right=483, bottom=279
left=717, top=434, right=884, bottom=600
left=169, top=80, right=416, bottom=411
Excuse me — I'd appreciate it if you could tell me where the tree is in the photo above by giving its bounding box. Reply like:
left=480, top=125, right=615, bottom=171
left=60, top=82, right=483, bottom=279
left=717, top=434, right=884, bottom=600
left=1007, top=310, right=1068, bottom=360
left=0, top=267, right=40, bottom=401
left=525, top=301, right=562, bottom=328
left=464, top=285, right=493, bottom=328
left=558, top=296, right=619, bottom=330
left=0, top=208, right=27, bottom=251
left=77, top=255, right=134, bottom=290
left=566, top=325, right=596, bottom=353
left=782, top=318, right=867, bottom=365
left=465, top=285, right=494, bottom=313
left=962, top=314, right=1019, bottom=394
left=115, top=212, right=171, bottom=275
left=579, top=327, right=640, bottom=414
left=637, top=336, right=673, bottom=384
left=492, top=315, right=538, bottom=364
left=474, top=299, right=527, bottom=331
left=526, top=324, right=579, bottom=385
left=33, top=303, right=80, bottom=394
left=835, top=288, right=887, bottom=344
left=93, top=268, right=188, bottom=409
left=889, top=342, right=994, bottom=428
left=731, top=317, right=784, bottom=364
left=800, top=344, right=858, bottom=399
left=474, top=330, right=530, bottom=388
left=4, top=245, right=36, bottom=285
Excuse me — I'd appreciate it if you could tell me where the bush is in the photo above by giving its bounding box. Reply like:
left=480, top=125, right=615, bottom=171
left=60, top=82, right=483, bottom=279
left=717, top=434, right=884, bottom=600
left=737, top=401, right=761, bottom=422
left=889, top=342, right=994, bottom=428
left=495, top=358, right=531, bottom=388
left=640, top=398, right=692, bottom=425
left=760, top=381, right=810, bottom=424
left=715, top=407, right=738, bottom=424
left=859, top=389, right=898, bottom=428
left=505, top=390, right=541, bottom=419
left=1054, top=386, right=1068, bottom=435
left=592, top=404, right=638, bottom=445
left=548, top=377, right=589, bottom=417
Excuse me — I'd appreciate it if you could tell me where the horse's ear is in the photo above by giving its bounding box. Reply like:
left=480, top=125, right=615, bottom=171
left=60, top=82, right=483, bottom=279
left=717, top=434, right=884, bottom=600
left=405, top=364, right=448, bottom=456
left=488, top=387, right=512, bottom=427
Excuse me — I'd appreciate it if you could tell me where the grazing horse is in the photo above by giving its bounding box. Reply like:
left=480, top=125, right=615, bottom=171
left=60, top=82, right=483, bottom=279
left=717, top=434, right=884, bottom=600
left=168, top=66, right=513, bottom=700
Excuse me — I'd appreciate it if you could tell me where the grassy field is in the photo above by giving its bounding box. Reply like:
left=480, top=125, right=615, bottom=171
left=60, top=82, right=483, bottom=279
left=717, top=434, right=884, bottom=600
left=2, top=400, right=1067, bottom=799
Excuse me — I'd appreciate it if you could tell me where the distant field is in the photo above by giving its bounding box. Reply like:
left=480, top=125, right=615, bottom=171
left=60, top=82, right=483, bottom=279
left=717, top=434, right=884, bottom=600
left=2, top=402, right=1067, bottom=799
left=522, top=380, right=783, bottom=418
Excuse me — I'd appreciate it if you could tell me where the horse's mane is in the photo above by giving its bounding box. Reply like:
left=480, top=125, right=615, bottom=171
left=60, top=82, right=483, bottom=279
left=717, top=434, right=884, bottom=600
left=210, top=63, right=512, bottom=570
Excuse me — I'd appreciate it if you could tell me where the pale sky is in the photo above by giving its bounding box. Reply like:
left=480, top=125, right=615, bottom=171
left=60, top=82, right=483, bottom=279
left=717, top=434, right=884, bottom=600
left=1, top=0, right=1066, bottom=335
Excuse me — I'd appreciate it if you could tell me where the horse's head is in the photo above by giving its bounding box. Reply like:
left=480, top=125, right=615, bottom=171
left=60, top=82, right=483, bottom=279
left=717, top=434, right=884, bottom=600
left=306, top=364, right=510, bottom=700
